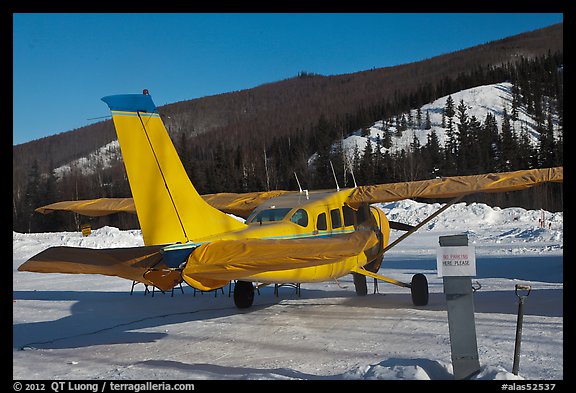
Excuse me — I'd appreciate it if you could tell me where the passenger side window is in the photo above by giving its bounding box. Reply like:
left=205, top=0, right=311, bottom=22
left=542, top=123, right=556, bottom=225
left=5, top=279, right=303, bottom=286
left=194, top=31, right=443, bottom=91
left=330, top=208, right=342, bottom=229
left=290, top=209, right=309, bottom=227
left=316, top=213, right=327, bottom=231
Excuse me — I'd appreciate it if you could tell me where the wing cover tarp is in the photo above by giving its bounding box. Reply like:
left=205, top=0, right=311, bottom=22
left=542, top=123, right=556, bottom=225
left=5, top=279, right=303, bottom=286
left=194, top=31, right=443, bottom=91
left=35, top=198, right=136, bottom=216
left=183, top=230, right=379, bottom=290
left=347, top=167, right=563, bottom=206
left=35, top=191, right=293, bottom=219
left=35, top=168, right=562, bottom=219
left=201, top=190, right=292, bottom=218
left=17, top=245, right=182, bottom=291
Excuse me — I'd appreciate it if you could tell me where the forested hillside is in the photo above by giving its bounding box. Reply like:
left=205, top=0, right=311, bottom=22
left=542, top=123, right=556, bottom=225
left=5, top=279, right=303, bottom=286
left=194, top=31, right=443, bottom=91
left=12, top=23, right=563, bottom=233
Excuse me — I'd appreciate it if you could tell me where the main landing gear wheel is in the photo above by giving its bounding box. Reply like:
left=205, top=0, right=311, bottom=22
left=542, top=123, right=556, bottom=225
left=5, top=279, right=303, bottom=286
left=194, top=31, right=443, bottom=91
left=233, top=281, right=255, bottom=309
left=411, top=273, right=429, bottom=306
left=352, top=272, right=368, bottom=296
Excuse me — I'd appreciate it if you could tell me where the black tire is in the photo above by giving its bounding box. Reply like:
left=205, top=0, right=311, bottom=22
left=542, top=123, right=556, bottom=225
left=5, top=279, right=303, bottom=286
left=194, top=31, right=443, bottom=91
left=233, top=281, right=255, bottom=309
left=411, top=273, right=429, bottom=306
left=352, top=272, right=368, bottom=296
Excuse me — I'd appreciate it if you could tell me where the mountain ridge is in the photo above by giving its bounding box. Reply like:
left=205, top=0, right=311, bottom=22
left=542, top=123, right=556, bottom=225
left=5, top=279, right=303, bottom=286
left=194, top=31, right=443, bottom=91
left=13, top=23, right=562, bottom=172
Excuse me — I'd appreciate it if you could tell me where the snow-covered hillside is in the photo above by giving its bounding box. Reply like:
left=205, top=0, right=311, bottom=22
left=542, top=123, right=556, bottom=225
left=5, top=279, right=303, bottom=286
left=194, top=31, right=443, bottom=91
left=52, top=82, right=558, bottom=178
left=342, top=82, right=557, bottom=162
left=54, top=140, right=121, bottom=178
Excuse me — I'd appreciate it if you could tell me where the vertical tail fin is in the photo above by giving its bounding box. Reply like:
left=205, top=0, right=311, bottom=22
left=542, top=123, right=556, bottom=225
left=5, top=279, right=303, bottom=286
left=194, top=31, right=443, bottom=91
left=101, top=91, right=245, bottom=245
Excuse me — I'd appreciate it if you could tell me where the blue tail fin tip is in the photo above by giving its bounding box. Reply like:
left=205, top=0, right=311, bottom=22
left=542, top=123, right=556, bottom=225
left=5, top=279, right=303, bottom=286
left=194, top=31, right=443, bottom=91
left=101, top=94, right=157, bottom=113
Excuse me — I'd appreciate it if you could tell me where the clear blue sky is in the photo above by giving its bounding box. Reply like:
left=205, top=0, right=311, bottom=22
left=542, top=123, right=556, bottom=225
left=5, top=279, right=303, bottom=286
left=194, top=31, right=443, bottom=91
left=12, top=13, right=563, bottom=145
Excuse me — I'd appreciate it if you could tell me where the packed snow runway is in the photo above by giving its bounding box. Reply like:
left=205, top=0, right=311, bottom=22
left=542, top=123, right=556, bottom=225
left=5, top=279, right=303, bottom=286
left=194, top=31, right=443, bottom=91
left=13, top=200, right=563, bottom=380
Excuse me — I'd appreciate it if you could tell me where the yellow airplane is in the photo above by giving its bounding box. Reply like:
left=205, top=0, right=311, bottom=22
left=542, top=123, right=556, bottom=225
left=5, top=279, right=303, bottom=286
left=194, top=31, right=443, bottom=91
left=18, top=90, right=563, bottom=309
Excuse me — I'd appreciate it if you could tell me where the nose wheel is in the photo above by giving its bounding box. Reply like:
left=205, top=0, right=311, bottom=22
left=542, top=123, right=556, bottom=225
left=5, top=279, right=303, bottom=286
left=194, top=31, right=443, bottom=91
left=352, top=272, right=368, bottom=296
left=410, top=273, right=429, bottom=306
left=233, top=280, right=255, bottom=308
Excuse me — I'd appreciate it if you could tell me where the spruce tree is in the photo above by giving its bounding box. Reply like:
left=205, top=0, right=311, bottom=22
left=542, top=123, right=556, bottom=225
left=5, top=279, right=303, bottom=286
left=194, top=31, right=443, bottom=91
left=41, top=166, right=64, bottom=231
left=511, top=84, right=520, bottom=122
left=517, top=125, right=536, bottom=169
left=382, top=126, right=393, bottom=149
left=424, top=130, right=443, bottom=174
left=359, top=139, right=374, bottom=184
left=456, top=100, right=469, bottom=172
left=400, top=114, right=408, bottom=132
left=351, top=143, right=361, bottom=182
left=538, top=112, right=556, bottom=167
left=466, top=115, right=482, bottom=173
left=481, top=113, right=500, bottom=172
left=424, top=110, right=432, bottom=130
left=23, top=159, right=42, bottom=233
left=444, top=95, right=455, bottom=118
left=374, top=134, right=384, bottom=182
left=444, top=121, right=457, bottom=175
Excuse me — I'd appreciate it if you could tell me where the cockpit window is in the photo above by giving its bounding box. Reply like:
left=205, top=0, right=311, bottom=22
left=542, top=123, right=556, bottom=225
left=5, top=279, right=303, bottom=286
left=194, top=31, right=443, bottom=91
left=247, top=208, right=292, bottom=224
left=290, top=209, right=308, bottom=227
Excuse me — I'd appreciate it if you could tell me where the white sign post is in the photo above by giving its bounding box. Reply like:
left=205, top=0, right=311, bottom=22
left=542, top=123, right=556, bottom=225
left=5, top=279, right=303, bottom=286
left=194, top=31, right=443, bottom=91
left=438, top=234, right=480, bottom=380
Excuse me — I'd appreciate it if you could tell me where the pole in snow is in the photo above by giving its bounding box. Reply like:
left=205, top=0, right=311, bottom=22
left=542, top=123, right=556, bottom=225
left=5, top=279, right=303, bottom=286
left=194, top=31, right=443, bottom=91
left=512, top=284, right=531, bottom=376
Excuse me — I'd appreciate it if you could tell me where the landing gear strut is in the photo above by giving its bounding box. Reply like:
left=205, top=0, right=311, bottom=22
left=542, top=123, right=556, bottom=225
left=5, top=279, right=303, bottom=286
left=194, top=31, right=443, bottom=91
left=352, top=269, right=429, bottom=306
left=233, top=280, right=255, bottom=309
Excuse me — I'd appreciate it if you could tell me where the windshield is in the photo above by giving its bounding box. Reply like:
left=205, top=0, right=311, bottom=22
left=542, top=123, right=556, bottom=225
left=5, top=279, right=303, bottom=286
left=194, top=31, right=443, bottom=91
left=247, top=208, right=292, bottom=224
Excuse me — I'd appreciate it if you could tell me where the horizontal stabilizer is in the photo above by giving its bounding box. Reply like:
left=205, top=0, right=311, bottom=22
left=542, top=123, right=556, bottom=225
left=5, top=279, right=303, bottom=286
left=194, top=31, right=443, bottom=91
left=18, top=246, right=182, bottom=291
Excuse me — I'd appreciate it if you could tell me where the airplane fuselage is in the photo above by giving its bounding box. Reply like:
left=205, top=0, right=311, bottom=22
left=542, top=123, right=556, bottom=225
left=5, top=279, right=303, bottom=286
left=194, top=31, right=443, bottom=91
left=183, top=188, right=390, bottom=285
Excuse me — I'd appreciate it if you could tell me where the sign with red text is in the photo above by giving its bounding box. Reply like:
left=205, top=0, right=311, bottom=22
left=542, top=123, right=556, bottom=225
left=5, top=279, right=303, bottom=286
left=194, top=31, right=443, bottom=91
left=436, top=246, right=476, bottom=277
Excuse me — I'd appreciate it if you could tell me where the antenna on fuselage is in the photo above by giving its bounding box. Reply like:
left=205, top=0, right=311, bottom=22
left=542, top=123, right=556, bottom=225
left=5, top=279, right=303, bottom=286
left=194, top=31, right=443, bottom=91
left=349, top=163, right=358, bottom=188
left=294, top=172, right=303, bottom=193
left=330, top=161, right=340, bottom=191
left=294, top=172, right=309, bottom=199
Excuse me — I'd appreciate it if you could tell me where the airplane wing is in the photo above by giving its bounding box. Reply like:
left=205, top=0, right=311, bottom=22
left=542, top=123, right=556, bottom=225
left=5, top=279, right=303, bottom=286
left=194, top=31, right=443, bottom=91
left=201, top=190, right=292, bottom=218
left=35, top=198, right=136, bottom=216
left=346, top=167, right=563, bottom=207
left=183, top=230, right=379, bottom=291
left=17, top=245, right=182, bottom=291
left=36, top=167, right=562, bottom=218
left=35, top=191, right=293, bottom=219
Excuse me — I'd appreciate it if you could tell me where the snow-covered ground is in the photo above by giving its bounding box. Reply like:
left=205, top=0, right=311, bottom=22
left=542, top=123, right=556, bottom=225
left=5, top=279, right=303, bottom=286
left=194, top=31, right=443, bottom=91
left=13, top=200, right=563, bottom=380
